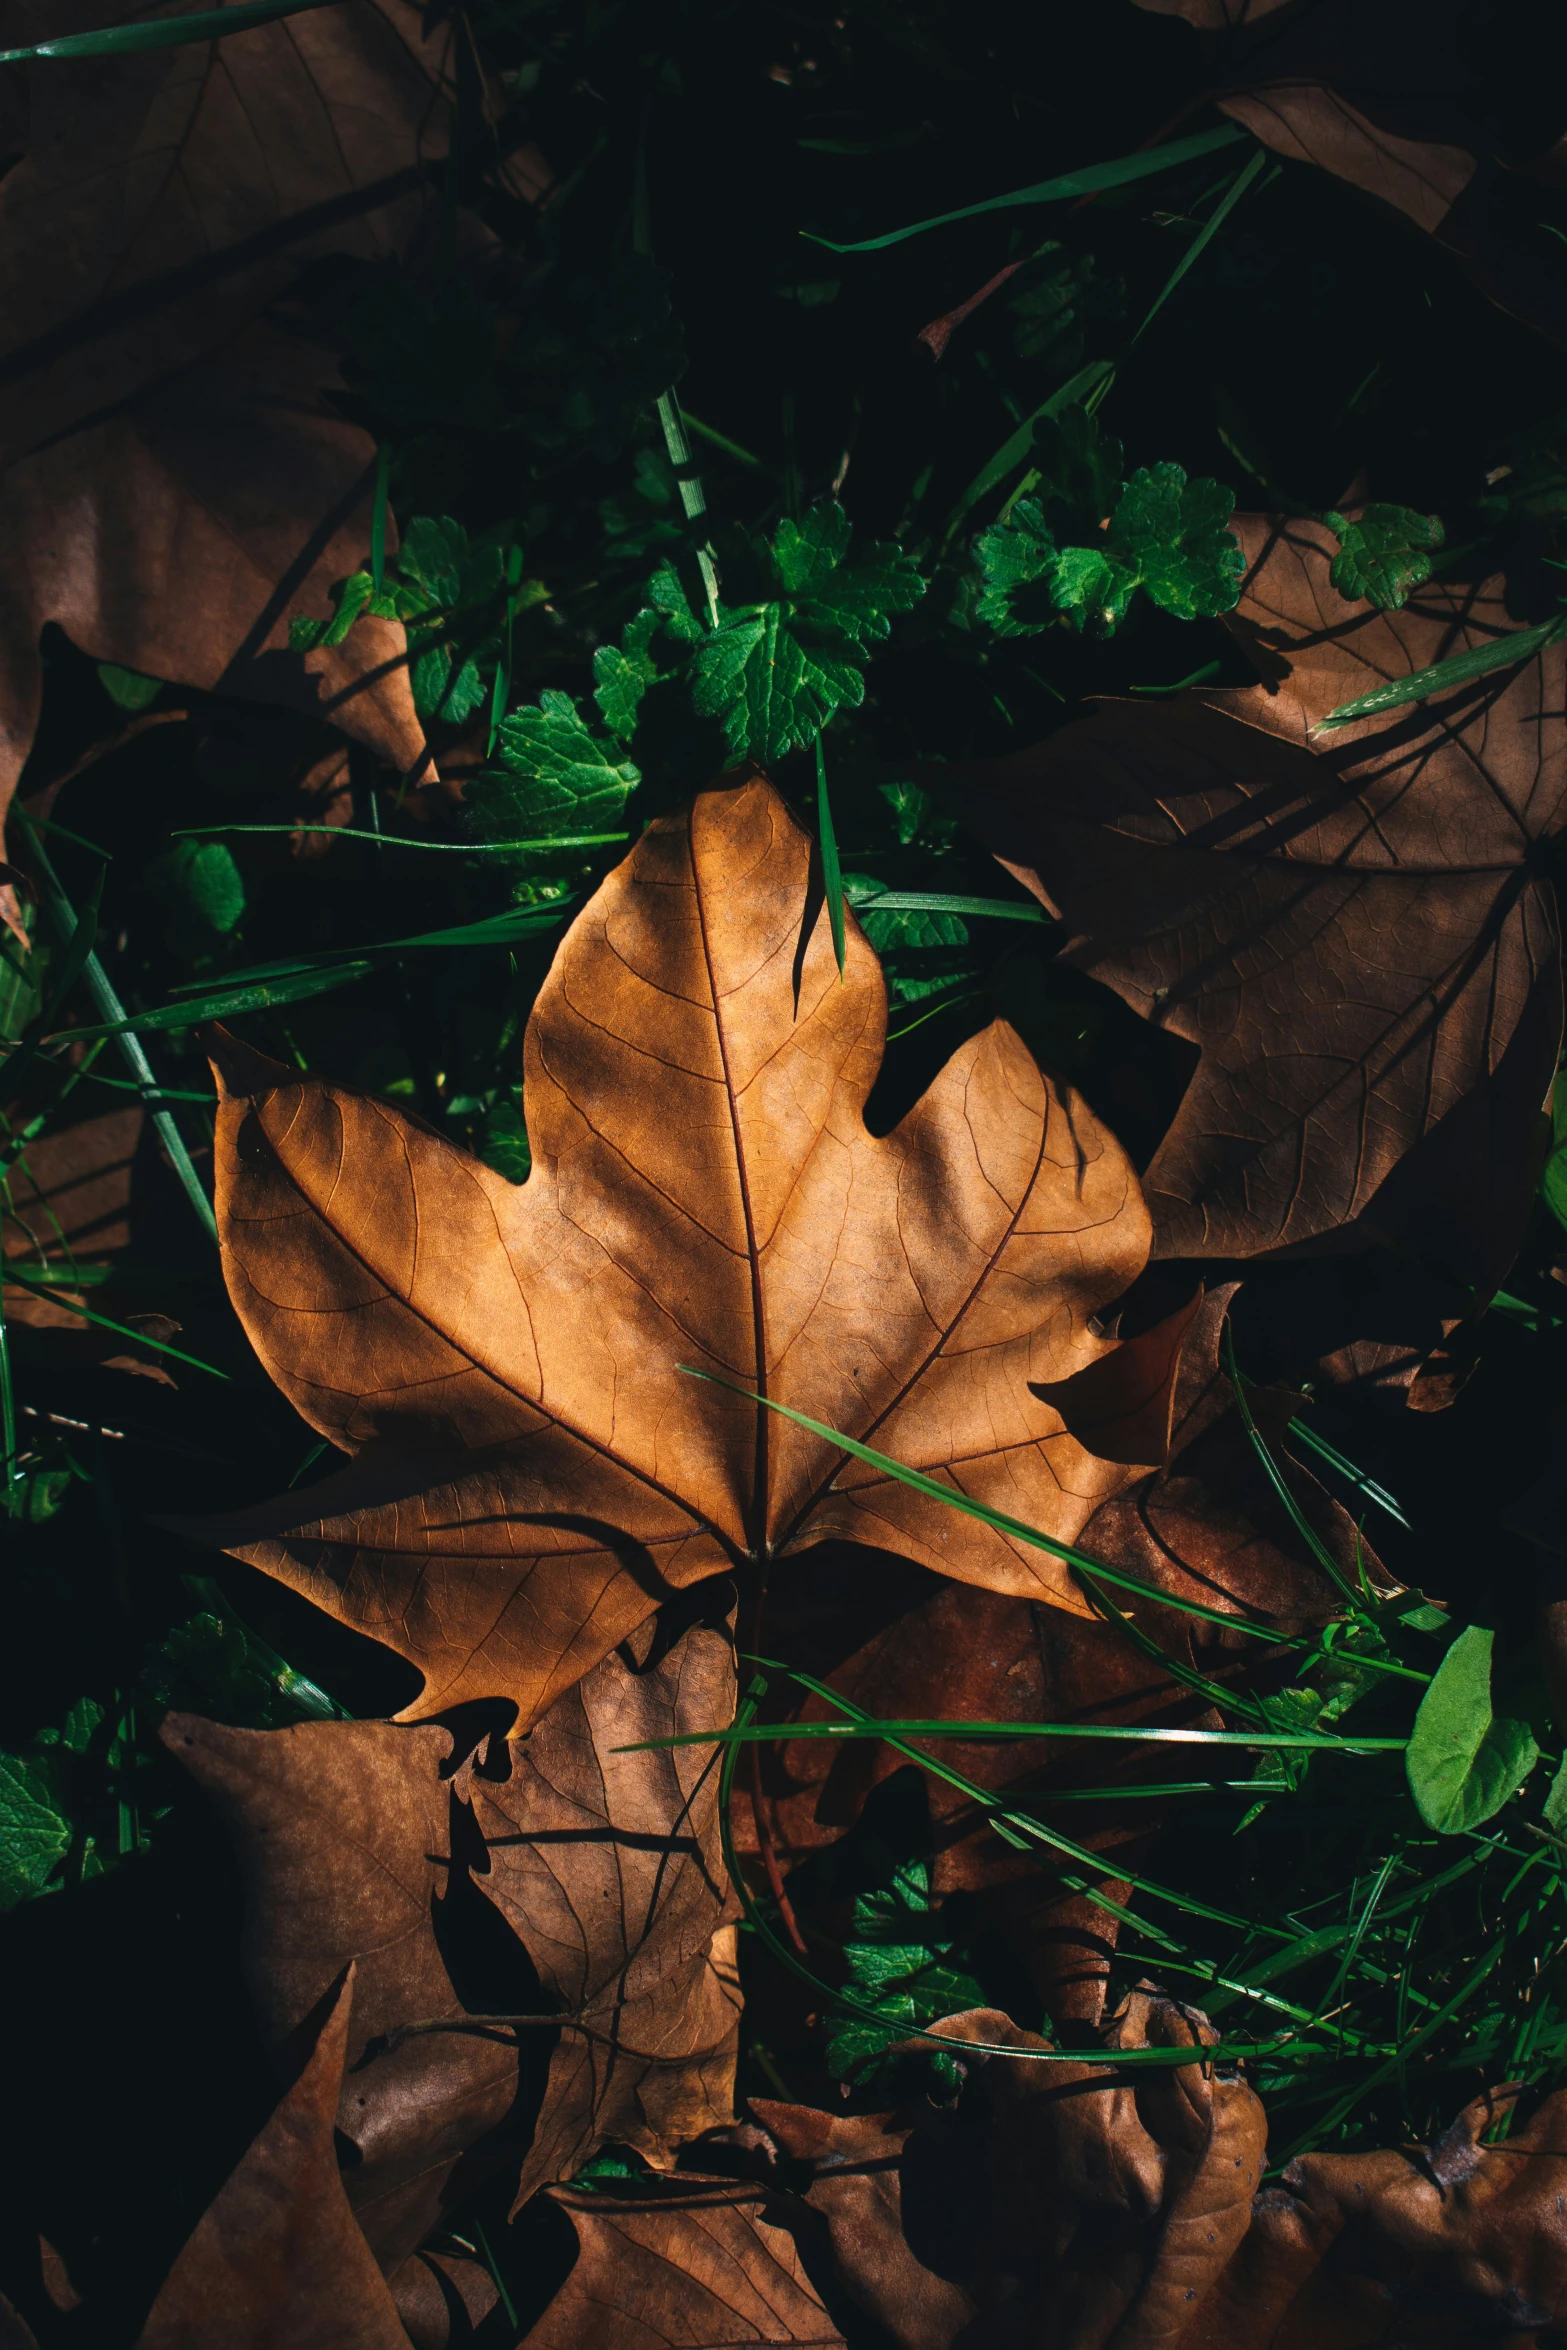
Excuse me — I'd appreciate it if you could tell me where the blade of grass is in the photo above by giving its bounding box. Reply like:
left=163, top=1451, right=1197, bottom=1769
left=0, top=1282, right=229, bottom=1378
left=743, top=1661, right=1305, bottom=1938
left=1131, top=147, right=1268, bottom=342
left=714, top=1670, right=1290, bottom=2068
left=802, top=123, right=1249, bottom=251
left=17, top=818, right=217, bottom=1243
left=944, top=358, right=1115, bottom=541
left=174, top=824, right=629, bottom=853
left=851, top=890, right=1051, bottom=923
left=0, top=0, right=344, bottom=63
left=624, top=1718, right=1406, bottom=1753
left=816, top=734, right=846, bottom=979
left=685, top=1362, right=1414, bottom=1671
left=1315, top=614, right=1567, bottom=731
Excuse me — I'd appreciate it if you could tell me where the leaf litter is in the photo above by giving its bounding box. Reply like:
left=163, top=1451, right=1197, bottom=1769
left=4, top=3, right=1567, bottom=2343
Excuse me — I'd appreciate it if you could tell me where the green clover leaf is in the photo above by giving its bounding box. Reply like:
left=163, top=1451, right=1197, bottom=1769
left=1326, top=503, right=1445, bottom=610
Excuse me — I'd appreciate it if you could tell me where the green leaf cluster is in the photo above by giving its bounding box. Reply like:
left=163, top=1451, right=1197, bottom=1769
left=653, top=505, right=925, bottom=761
left=465, top=689, right=640, bottom=879
left=974, top=407, right=1243, bottom=639
left=290, top=517, right=542, bottom=726
left=823, top=1853, right=982, bottom=2088
left=1326, top=503, right=1444, bottom=610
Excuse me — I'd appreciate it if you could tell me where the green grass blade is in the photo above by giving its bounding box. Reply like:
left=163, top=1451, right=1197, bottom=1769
left=850, top=890, right=1051, bottom=923
left=174, top=824, right=630, bottom=854
left=0, top=0, right=343, bottom=62
left=713, top=1672, right=1290, bottom=2068
left=945, top=358, right=1115, bottom=537
left=620, top=1718, right=1406, bottom=1753
left=0, top=1281, right=228, bottom=1378
left=816, top=734, right=846, bottom=979
left=19, top=818, right=217, bottom=1242
left=52, top=961, right=375, bottom=1041
left=1131, top=147, right=1268, bottom=342
left=802, top=123, right=1249, bottom=252
left=1314, top=613, right=1566, bottom=731
left=166, top=900, right=572, bottom=996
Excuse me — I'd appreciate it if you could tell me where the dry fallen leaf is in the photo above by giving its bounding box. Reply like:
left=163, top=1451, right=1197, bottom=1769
left=182, top=771, right=1199, bottom=1730
left=165, top=1602, right=741, bottom=2260
left=461, top=1593, right=743, bottom=2211
left=0, top=0, right=550, bottom=856
left=951, top=514, right=1566, bottom=1297
left=734, top=2000, right=1567, bottom=2349
left=0, top=311, right=429, bottom=840
left=520, top=2181, right=847, bottom=2350
left=1132, top=1, right=1567, bottom=345
left=0, top=0, right=523, bottom=466
left=161, top=1709, right=521, bottom=2273
left=134, top=1964, right=410, bottom=2349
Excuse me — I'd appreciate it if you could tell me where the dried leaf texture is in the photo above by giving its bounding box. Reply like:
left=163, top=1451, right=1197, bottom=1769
left=746, top=1293, right=1355, bottom=2015
left=135, top=1967, right=410, bottom=2348
left=0, top=0, right=467, bottom=468
left=0, top=314, right=429, bottom=829
left=521, top=2183, right=846, bottom=2350
left=463, top=1598, right=743, bottom=2206
left=737, top=2007, right=1567, bottom=2349
left=160, top=1711, right=520, bottom=2270
left=1131, top=0, right=1567, bottom=344
left=187, top=773, right=1189, bottom=1727
left=952, top=515, right=1566, bottom=1292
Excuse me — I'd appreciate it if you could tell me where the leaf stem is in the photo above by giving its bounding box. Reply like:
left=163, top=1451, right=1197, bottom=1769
left=17, top=818, right=217, bottom=1243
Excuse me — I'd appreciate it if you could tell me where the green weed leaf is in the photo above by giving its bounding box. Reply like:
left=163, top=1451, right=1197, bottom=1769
left=1109, top=464, right=1246, bottom=620
left=824, top=1854, right=983, bottom=2086
left=688, top=507, right=924, bottom=762
left=593, top=608, right=664, bottom=743
left=467, top=690, right=640, bottom=868
left=0, top=1698, right=106, bottom=1911
left=1406, top=1625, right=1540, bottom=1834
left=1326, top=504, right=1445, bottom=610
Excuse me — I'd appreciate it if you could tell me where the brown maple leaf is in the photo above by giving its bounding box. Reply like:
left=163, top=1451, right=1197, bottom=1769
left=134, top=1965, right=410, bottom=2349
left=165, top=1600, right=740, bottom=2259
left=519, top=2180, right=847, bottom=2350
left=950, top=514, right=1566, bottom=1296
left=1132, top=1, right=1567, bottom=345
left=182, top=772, right=1198, bottom=1730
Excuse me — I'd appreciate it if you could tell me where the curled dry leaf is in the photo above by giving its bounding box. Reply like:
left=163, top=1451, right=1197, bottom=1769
left=520, top=2182, right=846, bottom=2350
left=951, top=515, right=1566, bottom=1296
left=134, top=1965, right=410, bottom=2349
left=160, top=1710, right=521, bottom=2272
left=720, top=1999, right=1567, bottom=2350
left=181, top=772, right=1197, bottom=1730
left=1132, top=0, right=1567, bottom=345
left=163, top=1603, right=740, bottom=2260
